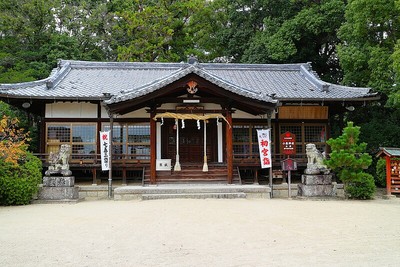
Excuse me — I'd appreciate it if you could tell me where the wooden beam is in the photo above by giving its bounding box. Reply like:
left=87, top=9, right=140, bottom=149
left=153, top=108, right=227, bottom=114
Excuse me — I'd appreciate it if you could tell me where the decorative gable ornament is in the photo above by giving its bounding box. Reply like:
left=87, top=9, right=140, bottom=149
left=186, top=81, right=198, bottom=94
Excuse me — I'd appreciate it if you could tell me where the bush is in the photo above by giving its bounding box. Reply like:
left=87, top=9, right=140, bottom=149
left=0, top=152, right=42, bottom=205
left=375, top=158, right=387, bottom=188
left=345, top=173, right=376, bottom=200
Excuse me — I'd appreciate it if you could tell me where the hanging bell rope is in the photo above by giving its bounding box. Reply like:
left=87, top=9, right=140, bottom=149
left=153, top=112, right=231, bottom=128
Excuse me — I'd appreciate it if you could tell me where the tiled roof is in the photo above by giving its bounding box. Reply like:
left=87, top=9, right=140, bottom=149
left=376, top=147, right=400, bottom=157
left=0, top=60, right=377, bottom=104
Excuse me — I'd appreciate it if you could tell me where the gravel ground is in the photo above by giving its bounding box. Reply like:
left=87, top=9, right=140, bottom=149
left=0, top=197, right=399, bottom=267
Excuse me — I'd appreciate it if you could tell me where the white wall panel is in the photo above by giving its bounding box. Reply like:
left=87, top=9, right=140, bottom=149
left=45, top=102, right=97, bottom=118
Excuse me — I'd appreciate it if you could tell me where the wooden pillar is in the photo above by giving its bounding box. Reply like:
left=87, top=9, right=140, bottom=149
left=202, top=120, right=208, bottom=172
left=386, top=156, right=391, bottom=195
left=92, top=168, right=97, bottom=185
left=150, top=112, right=157, bottom=184
left=108, top=114, right=114, bottom=198
left=226, top=111, right=233, bottom=184
left=268, top=112, right=273, bottom=196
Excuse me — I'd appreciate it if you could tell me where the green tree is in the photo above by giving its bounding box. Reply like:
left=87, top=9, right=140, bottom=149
left=325, top=122, right=375, bottom=199
left=262, top=0, right=346, bottom=82
left=0, top=0, right=56, bottom=82
left=115, top=0, right=206, bottom=62
left=199, top=0, right=346, bottom=81
left=338, top=0, right=400, bottom=105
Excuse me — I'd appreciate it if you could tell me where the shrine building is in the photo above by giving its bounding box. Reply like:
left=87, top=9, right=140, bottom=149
left=0, top=58, right=378, bottom=185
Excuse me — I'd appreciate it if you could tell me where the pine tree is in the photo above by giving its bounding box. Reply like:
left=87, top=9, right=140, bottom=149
left=325, top=121, right=375, bottom=199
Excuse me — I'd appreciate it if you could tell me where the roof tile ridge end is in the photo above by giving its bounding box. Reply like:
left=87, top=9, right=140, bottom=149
left=300, top=64, right=329, bottom=92
left=46, top=62, right=72, bottom=89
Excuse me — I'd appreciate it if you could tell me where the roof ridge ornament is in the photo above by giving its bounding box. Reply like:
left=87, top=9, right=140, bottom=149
left=187, top=55, right=198, bottom=65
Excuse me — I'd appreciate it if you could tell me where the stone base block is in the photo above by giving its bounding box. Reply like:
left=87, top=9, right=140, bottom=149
left=301, top=174, right=332, bottom=185
left=42, top=176, right=75, bottom=187
left=298, top=184, right=337, bottom=197
left=38, top=186, right=79, bottom=200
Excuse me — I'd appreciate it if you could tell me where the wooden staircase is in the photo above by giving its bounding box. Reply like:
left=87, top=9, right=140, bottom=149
left=142, top=164, right=241, bottom=185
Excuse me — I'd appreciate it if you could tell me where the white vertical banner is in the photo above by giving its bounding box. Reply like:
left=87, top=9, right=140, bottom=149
left=257, top=129, right=272, bottom=169
left=100, top=131, right=110, bottom=171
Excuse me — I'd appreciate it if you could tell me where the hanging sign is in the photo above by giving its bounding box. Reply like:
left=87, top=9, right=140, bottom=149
left=257, top=129, right=272, bottom=169
left=100, top=131, right=110, bottom=171
left=281, top=158, right=297, bottom=171
left=280, top=131, right=296, bottom=155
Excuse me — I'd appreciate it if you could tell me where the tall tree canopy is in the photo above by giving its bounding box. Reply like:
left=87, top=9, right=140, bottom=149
left=196, top=0, right=346, bottom=82
left=115, top=0, right=206, bottom=62
left=338, top=0, right=400, bottom=107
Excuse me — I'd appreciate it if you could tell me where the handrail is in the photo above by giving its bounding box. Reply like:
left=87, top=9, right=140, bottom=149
left=33, top=153, right=150, bottom=165
left=33, top=152, right=309, bottom=168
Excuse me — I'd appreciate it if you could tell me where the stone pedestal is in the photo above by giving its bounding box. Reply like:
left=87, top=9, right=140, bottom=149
left=298, top=174, right=337, bottom=197
left=38, top=176, right=79, bottom=201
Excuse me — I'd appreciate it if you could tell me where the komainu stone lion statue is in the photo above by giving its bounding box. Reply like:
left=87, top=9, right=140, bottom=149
left=305, top=143, right=330, bottom=175
left=45, top=144, right=72, bottom=176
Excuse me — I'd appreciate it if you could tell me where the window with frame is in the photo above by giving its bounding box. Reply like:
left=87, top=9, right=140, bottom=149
left=103, top=123, right=150, bottom=161
left=279, top=123, right=327, bottom=155
left=233, top=124, right=274, bottom=159
left=46, top=123, right=97, bottom=161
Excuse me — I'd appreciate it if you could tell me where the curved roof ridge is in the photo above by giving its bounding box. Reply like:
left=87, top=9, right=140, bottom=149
left=198, top=62, right=305, bottom=71
left=299, top=64, right=330, bottom=92
left=60, top=59, right=187, bottom=70
left=0, top=78, right=48, bottom=90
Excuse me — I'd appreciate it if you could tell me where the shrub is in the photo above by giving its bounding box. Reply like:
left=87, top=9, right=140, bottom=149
left=0, top=152, right=42, bottom=205
left=345, top=173, right=376, bottom=199
left=325, top=122, right=376, bottom=199
left=375, top=158, right=387, bottom=188
left=0, top=115, right=42, bottom=205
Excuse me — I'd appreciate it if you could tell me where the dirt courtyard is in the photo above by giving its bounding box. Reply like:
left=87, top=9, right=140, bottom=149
left=1, top=197, right=399, bottom=267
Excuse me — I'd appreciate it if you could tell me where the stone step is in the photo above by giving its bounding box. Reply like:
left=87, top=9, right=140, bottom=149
left=142, top=192, right=247, bottom=200
left=113, top=185, right=270, bottom=200
left=143, top=167, right=241, bottom=185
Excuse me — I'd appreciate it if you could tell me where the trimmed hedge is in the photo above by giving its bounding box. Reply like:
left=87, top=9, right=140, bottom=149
left=0, top=152, right=42, bottom=205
